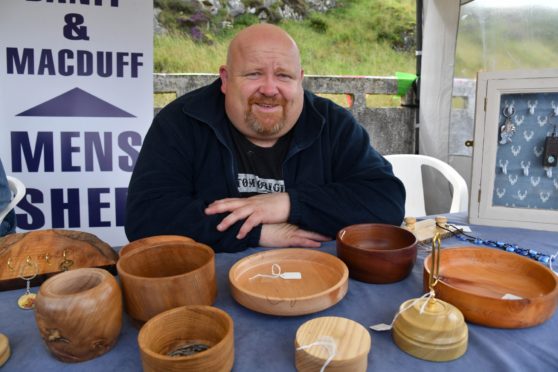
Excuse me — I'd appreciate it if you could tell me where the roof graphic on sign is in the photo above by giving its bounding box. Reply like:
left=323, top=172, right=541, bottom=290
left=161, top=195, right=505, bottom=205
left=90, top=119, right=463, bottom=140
left=17, top=87, right=135, bottom=117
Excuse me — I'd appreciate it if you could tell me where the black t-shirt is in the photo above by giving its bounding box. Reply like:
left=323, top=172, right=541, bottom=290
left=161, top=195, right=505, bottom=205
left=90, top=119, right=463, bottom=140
left=230, top=124, right=293, bottom=197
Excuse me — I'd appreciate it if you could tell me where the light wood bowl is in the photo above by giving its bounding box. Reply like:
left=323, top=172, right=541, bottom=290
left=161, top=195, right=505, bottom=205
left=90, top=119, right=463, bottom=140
left=336, top=223, right=417, bottom=283
left=138, top=305, right=234, bottom=372
left=295, top=316, right=371, bottom=372
left=229, top=249, right=348, bottom=316
left=34, top=268, right=122, bottom=362
left=117, top=241, right=216, bottom=322
left=424, top=246, right=558, bottom=328
left=120, top=235, right=194, bottom=257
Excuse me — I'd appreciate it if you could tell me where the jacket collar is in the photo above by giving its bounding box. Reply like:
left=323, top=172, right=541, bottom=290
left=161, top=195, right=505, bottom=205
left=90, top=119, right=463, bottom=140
left=181, top=78, right=326, bottom=150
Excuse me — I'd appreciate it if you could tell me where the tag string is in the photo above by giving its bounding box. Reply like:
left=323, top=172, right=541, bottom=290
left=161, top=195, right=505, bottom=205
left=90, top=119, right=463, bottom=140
left=370, top=291, right=436, bottom=332
left=296, top=336, right=337, bottom=372
left=248, top=263, right=302, bottom=280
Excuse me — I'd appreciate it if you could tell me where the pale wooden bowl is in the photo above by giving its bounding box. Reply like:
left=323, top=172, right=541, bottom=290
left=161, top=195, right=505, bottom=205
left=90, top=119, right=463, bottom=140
left=138, top=305, right=234, bottom=372
left=229, top=249, right=349, bottom=316
left=34, top=268, right=122, bottom=362
left=424, top=246, right=558, bottom=328
left=120, top=235, right=194, bottom=257
left=117, top=241, right=216, bottom=322
left=295, top=316, right=371, bottom=372
left=336, top=223, right=418, bottom=283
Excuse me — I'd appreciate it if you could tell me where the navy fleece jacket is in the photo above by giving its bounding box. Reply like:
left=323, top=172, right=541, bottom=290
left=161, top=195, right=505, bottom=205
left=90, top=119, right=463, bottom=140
left=125, top=79, right=405, bottom=252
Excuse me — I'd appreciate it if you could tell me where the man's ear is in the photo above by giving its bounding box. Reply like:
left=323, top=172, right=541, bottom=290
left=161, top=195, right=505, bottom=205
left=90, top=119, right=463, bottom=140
left=219, top=66, right=228, bottom=94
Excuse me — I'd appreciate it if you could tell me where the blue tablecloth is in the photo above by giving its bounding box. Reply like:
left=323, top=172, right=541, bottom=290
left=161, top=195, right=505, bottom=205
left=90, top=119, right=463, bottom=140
left=1, top=214, right=557, bottom=371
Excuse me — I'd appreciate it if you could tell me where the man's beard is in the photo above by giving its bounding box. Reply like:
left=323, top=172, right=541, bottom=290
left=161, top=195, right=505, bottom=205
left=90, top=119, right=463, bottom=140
left=245, top=95, right=288, bottom=136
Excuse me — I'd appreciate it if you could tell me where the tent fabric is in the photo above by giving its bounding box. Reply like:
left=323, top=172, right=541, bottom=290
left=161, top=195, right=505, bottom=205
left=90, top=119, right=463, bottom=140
left=418, top=0, right=462, bottom=213
left=419, top=0, right=461, bottom=162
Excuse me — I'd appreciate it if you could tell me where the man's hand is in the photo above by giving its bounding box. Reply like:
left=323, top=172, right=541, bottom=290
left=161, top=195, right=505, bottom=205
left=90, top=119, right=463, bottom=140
left=205, top=193, right=290, bottom=239
left=259, top=223, right=331, bottom=248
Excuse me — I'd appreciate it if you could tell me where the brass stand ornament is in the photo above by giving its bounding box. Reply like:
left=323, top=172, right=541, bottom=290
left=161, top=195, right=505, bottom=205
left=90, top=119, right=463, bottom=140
left=391, top=234, right=468, bottom=362
left=17, top=256, right=38, bottom=310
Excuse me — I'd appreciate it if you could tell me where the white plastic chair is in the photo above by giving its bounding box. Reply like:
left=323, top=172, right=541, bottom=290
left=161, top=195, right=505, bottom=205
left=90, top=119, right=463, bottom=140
left=0, top=176, right=26, bottom=223
left=384, top=154, right=468, bottom=217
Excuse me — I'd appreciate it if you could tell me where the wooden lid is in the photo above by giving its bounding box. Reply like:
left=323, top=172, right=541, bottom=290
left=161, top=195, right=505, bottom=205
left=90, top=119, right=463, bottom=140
left=0, top=333, right=10, bottom=367
left=295, top=316, right=371, bottom=372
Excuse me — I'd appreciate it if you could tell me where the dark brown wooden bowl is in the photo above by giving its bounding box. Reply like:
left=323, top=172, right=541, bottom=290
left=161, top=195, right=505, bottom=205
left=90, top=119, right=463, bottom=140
left=336, top=223, right=418, bottom=283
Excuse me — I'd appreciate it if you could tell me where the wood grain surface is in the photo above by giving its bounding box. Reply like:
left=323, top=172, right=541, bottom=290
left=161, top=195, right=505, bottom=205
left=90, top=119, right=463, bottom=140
left=423, top=246, right=558, bottom=328
left=229, top=249, right=348, bottom=316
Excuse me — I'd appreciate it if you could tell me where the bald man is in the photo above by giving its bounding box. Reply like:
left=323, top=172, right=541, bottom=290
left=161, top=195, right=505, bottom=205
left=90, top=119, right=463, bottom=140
left=125, top=24, right=405, bottom=252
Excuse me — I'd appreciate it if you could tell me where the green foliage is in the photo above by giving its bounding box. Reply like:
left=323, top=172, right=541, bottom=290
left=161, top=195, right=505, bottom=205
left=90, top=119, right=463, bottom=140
left=366, top=0, right=415, bottom=51
left=154, top=0, right=417, bottom=75
left=306, top=14, right=328, bottom=33
left=454, top=5, right=558, bottom=78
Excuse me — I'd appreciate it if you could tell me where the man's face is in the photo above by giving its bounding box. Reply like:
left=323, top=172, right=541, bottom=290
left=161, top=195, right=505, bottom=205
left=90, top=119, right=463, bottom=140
left=220, top=33, right=304, bottom=146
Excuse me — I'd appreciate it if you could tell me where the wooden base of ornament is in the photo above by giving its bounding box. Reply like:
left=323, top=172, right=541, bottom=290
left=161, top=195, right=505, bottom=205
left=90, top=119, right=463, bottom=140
left=0, top=230, right=118, bottom=291
left=392, top=297, right=468, bottom=362
left=295, top=317, right=371, bottom=372
left=403, top=216, right=454, bottom=243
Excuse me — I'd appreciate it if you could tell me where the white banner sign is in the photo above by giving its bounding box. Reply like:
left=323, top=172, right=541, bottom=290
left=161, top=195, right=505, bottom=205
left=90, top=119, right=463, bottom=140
left=0, top=0, right=153, bottom=246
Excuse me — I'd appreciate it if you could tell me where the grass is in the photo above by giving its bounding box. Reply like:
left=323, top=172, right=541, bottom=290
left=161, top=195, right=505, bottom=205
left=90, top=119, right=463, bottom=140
left=154, top=0, right=417, bottom=76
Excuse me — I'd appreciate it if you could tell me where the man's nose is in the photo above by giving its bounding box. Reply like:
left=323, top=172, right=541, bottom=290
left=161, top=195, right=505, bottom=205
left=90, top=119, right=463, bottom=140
left=259, top=75, right=279, bottom=96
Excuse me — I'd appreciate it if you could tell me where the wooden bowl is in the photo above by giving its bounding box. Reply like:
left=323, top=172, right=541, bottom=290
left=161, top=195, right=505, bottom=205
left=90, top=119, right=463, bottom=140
left=229, top=249, right=348, bottom=316
left=34, top=268, right=122, bottom=362
left=295, top=316, right=371, bottom=371
left=138, top=305, right=234, bottom=372
left=336, top=223, right=418, bottom=283
left=423, top=247, right=558, bottom=328
left=120, top=235, right=194, bottom=257
left=117, top=241, right=216, bottom=322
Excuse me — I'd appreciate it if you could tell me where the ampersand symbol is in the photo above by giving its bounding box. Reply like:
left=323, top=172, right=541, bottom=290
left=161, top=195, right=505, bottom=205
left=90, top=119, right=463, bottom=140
left=63, top=13, right=90, bottom=41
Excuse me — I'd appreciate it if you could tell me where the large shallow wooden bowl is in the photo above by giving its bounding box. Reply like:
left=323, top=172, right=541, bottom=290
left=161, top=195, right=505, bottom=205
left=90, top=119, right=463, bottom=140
left=229, top=249, right=348, bottom=316
left=424, top=247, right=558, bottom=328
left=138, top=305, right=234, bottom=372
left=336, top=223, right=418, bottom=283
left=117, top=241, right=216, bottom=322
left=120, top=235, right=194, bottom=257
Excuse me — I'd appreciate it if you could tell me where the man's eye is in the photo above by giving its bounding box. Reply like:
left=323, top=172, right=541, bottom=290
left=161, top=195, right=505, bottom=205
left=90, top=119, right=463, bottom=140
left=277, top=74, right=292, bottom=81
left=245, top=72, right=261, bottom=78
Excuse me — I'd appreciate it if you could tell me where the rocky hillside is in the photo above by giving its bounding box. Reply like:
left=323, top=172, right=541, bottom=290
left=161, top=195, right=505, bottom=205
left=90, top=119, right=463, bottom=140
left=155, top=0, right=340, bottom=41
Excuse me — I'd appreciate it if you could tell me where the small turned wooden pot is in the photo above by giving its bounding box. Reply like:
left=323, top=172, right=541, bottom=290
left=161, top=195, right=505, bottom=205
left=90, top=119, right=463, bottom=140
left=117, top=241, right=216, bottom=322
left=336, top=223, right=418, bottom=283
left=34, top=268, right=122, bottom=362
left=295, top=316, right=371, bottom=372
left=138, top=305, right=234, bottom=372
